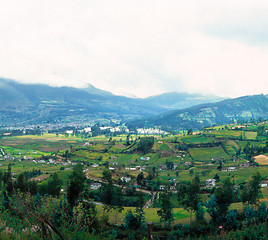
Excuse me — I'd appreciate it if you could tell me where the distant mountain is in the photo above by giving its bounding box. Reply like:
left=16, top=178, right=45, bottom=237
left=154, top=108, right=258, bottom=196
left=0, top=78, right=162, bottom=125
left=127, top=94, right=268, bottom=131
left=143, top=92, right=224, bottom=110
left=0, top=78, right=228, bottom=126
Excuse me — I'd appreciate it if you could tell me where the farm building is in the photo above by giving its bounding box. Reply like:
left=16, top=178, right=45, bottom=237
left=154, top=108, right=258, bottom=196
left=121, top=177, right=131, bottom=183
left=206, top=179, right=216, bottom=188
left=90, top=183, right=102, bottom=190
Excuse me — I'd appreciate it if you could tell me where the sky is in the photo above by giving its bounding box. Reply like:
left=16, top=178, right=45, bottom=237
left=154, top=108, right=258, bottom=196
left=0, top=0, right=268, bottom=98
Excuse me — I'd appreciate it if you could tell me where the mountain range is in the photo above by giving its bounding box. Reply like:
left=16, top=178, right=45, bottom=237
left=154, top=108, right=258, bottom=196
left=0, top=78, right=267, bottom=129
left=0, top=78, right=223, bottom=126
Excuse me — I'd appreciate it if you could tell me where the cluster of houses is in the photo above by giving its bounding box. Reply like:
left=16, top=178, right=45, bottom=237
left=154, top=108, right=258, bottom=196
left=136, top=128, right=168, bottom=135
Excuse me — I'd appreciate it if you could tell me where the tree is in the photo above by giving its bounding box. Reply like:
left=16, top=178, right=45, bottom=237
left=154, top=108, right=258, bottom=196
left=206, top=177, right=234, bottom=225
left=125, top=134, right=131, bottom=146
left=47, top=173, right=62, bottom=196
left=241, top=172, right=262, bottom=206
left=245, top=205, right=255, bottom=225
left=15, top=173, right=27, bottom=193
left=225, top=210, right=238, bottom=230
left=157, top=191, right=174, bottom=226
left=257, top=202, right=267, bottom=222
left=67, top=164, right=86, bottom=207
left=136, top=137, right=154, bottom=154
left=124, top=210, right=138, bottom=230
left=178, top=177, right=200, bottom=222
left=101, top=169, right=123, bottom=213
left=135, top=193, right=145, bottom=229
left=214, top=177, right=233, bottom=223
left=195, top=202, right=205, bottom=222
left=137, top=172, right=144, bottom=187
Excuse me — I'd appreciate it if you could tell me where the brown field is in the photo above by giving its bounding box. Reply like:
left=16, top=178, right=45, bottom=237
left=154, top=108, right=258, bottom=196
left=254, top=155, right=268, bottom=165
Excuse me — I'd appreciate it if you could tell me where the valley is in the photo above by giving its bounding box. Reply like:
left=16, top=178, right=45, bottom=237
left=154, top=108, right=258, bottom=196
left=0, top=120, right=267, bottom=239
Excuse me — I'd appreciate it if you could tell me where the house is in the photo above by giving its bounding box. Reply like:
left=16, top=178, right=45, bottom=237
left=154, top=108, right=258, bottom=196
left=159, top=164, right=167, bottom=170
left=91, top=164, right=99, bottom=168
left=121, top=177, right=131, bottom=183
left=184, top=161, right=192, bottom=166
left=83, top=142, right=93, bottom=147
left=109, top=162, right=118, bottom=166
left=260, top=181, right=267, bottom=188
left=140, top=165, right=147, bottom=171
left=140, top=157, right=150, bottom=161
left=239, top=162, right=250, bottom=168
left=228, top=167, right=236, bottom=172
left=206, top=179, right=216, bottom=188
left=159, top=185, right=165, bottom=190
left=90, top=183, right=102, bottom=190
left=109, top=167, right=115, bottom=170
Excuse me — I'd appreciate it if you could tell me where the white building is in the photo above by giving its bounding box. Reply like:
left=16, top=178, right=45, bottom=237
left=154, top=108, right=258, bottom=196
left=206, top=179, right=216, bottom=188
left=121, top=177, right=131, bottom=183
left=90, top=183, right=102, bottom=190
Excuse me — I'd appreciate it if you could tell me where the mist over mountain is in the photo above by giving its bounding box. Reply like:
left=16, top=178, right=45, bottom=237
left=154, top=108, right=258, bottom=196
left=143, top=92, right=224, bottom=110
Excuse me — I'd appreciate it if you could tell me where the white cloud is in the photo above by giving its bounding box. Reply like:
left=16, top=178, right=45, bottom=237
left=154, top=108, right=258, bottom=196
left=0, top=0, right=267, bottom=98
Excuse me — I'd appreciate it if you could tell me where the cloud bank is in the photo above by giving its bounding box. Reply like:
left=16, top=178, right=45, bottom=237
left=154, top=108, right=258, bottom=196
left=0, top=0, right=267, bottom=98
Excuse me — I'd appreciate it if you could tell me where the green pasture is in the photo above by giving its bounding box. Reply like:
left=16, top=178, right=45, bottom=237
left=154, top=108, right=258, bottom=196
left=0, top=136, right=82, bottom=153
left=206, top=129, right=243, bottom=139
left=155, top=143, right=171, bottom=151
left=96, top=205, right=190, bottom=226
left=0, top=159, right=65, bottom=175
left=245, top=131, right=257, bottom=140
left=14, top=133, right=81, bottom=141
left=189, top=146, right=230, bottom=162
left=181, top=135, right=216, bottom=144
left=222, top=142, right=236, bottom=156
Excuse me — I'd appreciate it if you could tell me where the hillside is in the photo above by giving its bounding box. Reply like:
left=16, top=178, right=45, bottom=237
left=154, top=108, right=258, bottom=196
left=127, top=94, right=268, bottom=130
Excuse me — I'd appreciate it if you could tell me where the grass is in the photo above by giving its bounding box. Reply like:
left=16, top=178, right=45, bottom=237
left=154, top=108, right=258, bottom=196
left=245, top=131, right=257, bottom=140
left=206, top=130, right=243, bottom=139
left=181, top=135, right=216, bottom=144
left=189, top=146, right=230, bottom=162
left=0, top=159, right=66, bottom=175
left=96, top=205, right=190, bottom=225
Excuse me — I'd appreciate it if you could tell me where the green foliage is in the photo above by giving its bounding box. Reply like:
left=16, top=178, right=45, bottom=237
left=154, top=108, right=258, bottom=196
left=178, top=177, right=201, bottom=218
left=124, top=210, right=138, bottom=229
left=136, top=137, right=154, bottom=154
left=245, top=205, right=255, bottom=225
left=195, top=202, right=205, bottom=222
left=157, top=191, right=174, bottom=226
left=225, top=209, right=238, bottom=230
left=241, top=172, right=262, bottom=206
left=47, top=172, right=62, bottom=196
left=67, top=164, right=86, bottom=207
left=257, top=202, right=268, bottom=222
left=209, top=177, right=234, bottom=225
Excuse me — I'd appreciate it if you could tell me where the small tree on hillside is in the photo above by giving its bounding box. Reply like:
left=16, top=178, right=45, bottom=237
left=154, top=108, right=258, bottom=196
left=67, top=164, right=86, bottom=207
left=241, top=172, right=262, bottom=207
left=178, top=176, right=200, bottom=222
left=157, top=191, right=174, bottom=226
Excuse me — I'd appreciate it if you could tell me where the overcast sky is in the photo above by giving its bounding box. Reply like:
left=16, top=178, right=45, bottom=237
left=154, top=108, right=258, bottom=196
left=0, top=0, right=268, bottom=98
